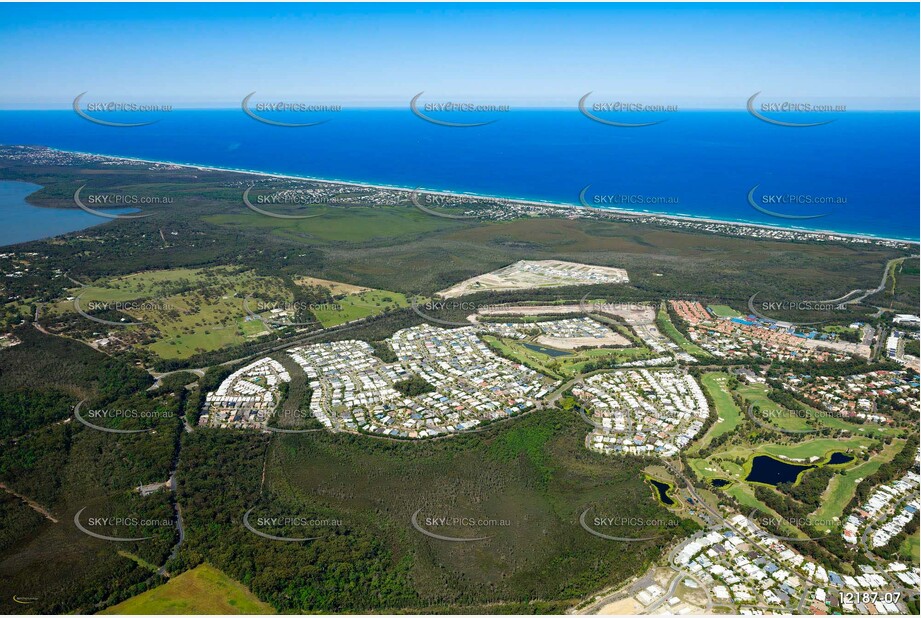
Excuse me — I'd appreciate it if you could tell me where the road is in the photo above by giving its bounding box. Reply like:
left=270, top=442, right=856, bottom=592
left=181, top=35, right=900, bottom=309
left=817, top=254, right=918, bottom=306
left=0, top=483, right=58, bottom=523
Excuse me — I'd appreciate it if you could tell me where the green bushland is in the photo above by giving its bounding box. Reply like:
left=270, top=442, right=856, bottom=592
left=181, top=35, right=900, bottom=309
left=174, top=411, right=690, bottom=613
left=392, top=375, right=435, bottom=397
left=0, top=327, right=182, bottom=615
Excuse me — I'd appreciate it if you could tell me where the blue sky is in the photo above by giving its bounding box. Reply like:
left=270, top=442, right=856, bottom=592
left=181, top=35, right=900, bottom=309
left=0, top=2, right=918, bottom=109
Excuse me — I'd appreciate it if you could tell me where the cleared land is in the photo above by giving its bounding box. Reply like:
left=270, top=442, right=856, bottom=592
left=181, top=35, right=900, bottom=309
left=296, top=276, right=369, bottom=296
left=310, top=287, right=408, bottom=327
left=99, top=564, right=274, bottom=615
left=437, top=259, right=628, bottom=298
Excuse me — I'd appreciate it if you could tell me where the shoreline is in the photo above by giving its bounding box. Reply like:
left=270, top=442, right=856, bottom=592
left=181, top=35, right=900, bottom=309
left=54, top=147, right=919, bottom=245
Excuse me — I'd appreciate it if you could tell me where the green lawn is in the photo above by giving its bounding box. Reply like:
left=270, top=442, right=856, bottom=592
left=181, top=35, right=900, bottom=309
left=99, top=564, right=274, bottom=614
left=72, top=267, right=213, bottom=302
left=57, top=267, right=292, bottom=360
left=708, top=304, right=742, bottom=318
left=691, top=372, right=742, bottom=452
left=736, top=382, right=896, bottom=438
left=311, top=288, right=408, bottom=328
left=812, top=438, right=907, bottom=525
left=656, top=306, right=709, bottom=357
left=900, top=530, right=920, bottom=565
left=710, top=437, right=875, bottom=464
left=482, top=334, right=564, bottom=378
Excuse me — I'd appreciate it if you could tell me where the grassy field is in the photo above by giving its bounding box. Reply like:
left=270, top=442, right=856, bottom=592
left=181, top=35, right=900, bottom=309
left=900, top=530, right=920, bottom=565
left=481, top=334, right=650, bottom=379
left=56, top=267, right=292, bottom=359
left=713, top=437, right=877, bottom=463
left=311, top=287, right=408, bottom=327
left=690, top=372, right=742, bottom=452
left=737, top=383, right=894, bottom=437
left=100, top=564, right=274, bottom=614
left=656, top=306, right=709, bottom=357
left=71, top=267, right=211, bottom=301
left=707, top=304, right=742, bottom=318
left=812, top=438, right=907, bottom=525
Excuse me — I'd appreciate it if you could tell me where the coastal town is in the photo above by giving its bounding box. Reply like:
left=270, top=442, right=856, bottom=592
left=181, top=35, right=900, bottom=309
left=573, top=369, right=709, bottom=457
left=669, top=300, right=872, bottom=362
left=199, top=357, right=291, bottom=429
left=287, top=324, right=558, bottom=438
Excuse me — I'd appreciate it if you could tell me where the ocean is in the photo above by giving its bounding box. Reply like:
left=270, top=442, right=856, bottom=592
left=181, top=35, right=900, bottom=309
left=0, top=109, right=917, bottom=241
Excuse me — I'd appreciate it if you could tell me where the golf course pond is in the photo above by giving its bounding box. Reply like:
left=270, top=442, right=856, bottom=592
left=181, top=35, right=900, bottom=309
left=521, top=342, right=570, bottom=358
left=648, top=478, right=676, bottom=506
left=745, top=451, right=854, bottom=486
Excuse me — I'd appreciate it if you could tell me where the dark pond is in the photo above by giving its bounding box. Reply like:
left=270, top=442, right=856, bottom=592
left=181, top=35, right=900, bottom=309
left=649, top=479, right=675, bottom=506
left=827, top=452, right=854, bottom=465
left=711, top=478, right=732, bottom=488
left=522, top=342, right=570, bottom=358
left=745, top=455, right=814, bottom=486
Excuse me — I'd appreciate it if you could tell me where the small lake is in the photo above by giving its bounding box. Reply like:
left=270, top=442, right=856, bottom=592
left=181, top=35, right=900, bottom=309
left=827, top=452, right=854, bottom=465
left=0, top=180, right=136, bottom=247
left=711, top=478, right=732, bottom=488
left=522, top=342, right=570, bottom=358
left=746, top=455, right=814, bottom=486
left=648, top=479, right=676, bottom=506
